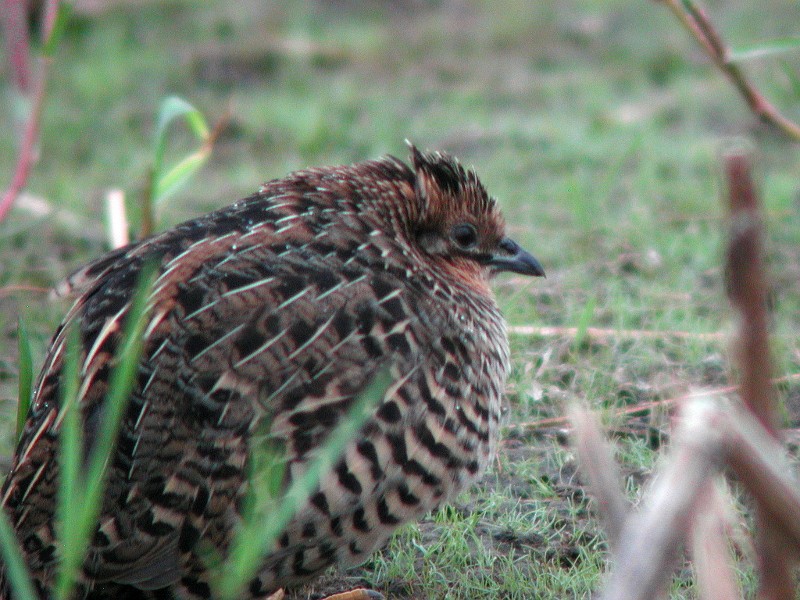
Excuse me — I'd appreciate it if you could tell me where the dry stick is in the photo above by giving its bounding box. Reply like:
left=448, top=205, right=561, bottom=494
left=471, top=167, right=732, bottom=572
left=659, top=0, right=800, bottom=142
left=567, top=406, right=629, bottom=550
left=508, top=325, right=725, bottom=341
left=595, top=393, right=800, bottom=600
left=722, top=399, right=800, bottom=552
left=725, top=153, right=776, bottom=431
left=689, top=482, right=741, bottom=600
left=0, top=0, right=62, bottom=223
left=724, top=150, right=794, bottom=600
left=601, top=397, right=725, bottom=600
left=0, top=284, right=51, bottom=299
left=688, top=397, right=800, bottom=600
left=508, top=373, right=800, bottom=433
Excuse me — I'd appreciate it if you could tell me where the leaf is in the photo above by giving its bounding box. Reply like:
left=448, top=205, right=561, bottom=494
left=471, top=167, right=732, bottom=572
left=150, top=97, right=211, bottom=207
left=0, top=320, right=35, bottom=598
left=152, top=96, right=209, bottom=173
left=728, top=37, right=800, bottom=63
left=153, top=147, right=211, bottom=205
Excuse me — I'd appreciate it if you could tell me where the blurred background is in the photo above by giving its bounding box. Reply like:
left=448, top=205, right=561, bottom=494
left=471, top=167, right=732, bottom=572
left=2, top=1, right=800, bottom=597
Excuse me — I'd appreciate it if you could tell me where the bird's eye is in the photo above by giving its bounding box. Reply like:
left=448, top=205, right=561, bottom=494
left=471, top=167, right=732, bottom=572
left=451, top=223, right=479, bottom=250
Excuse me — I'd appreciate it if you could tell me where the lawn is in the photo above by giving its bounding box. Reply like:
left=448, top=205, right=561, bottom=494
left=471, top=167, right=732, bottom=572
left=2, top=0, right=800, bottom=597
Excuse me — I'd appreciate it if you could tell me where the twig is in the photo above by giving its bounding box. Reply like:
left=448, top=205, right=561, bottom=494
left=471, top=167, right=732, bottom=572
left=567, top=405, right=629, bottom=551
left=203, top=103, right=231, bottom=153
left=0, top=56, right=50, bottom=222
left=0, top=284, right=51, bottom=299
left=722, top=400, right=800, bottom=553
left=658, top=0, right=800, bottom=141
left=508, top=373, right=800, bottom=433
left=508, top=325, right=725, bottom=341
left=689, top=482, right=741, bottom=600
left=0, top=0, right=62, bottom=223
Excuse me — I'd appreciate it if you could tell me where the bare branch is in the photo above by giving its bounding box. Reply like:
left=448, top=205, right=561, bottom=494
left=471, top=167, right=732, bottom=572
left=568, top=405, right=630, bottom=550
left=601, top=397, right=725, bottom=600
left=658, top=0, right=800, bottom=141
left=689, top=482, right=741, bottom=600
left=507, top=373, right=800, bottom=433
left=508, top=325, right=725, bottom=342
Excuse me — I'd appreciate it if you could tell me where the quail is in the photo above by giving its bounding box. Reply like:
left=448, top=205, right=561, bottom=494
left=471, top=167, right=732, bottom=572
left=0, top=143, right=544, bottom=599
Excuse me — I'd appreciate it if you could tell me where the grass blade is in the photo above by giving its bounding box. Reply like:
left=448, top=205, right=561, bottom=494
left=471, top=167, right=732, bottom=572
left=152, top=96, right=209, bottom=181
left=215, top=367, right=394, bottom=600
left=54, top=263, right=157, bottom=600
left=54, top=325, right=84, bottom=600
left=153, top=147, right=211, bottom=204
left=16, top=318, right=33, bottom=442
left=0, top=506, right=37, bottom=600
left=80, top=262, right=156, bottom=536
left=143, top=96, right=212, bottom=235
left=574, top=296, right=597, bottom=350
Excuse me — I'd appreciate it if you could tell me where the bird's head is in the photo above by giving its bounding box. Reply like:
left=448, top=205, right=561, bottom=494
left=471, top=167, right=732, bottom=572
left=407, top=143, right=545, bottom=282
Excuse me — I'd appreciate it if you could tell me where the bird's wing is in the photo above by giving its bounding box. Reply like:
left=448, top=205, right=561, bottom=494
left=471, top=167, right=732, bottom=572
left=3, top=226, right=421, bottom=592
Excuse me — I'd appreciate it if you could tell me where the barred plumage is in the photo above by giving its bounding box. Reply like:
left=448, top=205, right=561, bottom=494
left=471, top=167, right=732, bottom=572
left=1, top=144, right=544, bottom=599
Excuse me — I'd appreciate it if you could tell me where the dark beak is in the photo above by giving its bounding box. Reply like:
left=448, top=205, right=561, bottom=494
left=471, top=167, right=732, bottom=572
left=489, top=237, right=545, bottom=277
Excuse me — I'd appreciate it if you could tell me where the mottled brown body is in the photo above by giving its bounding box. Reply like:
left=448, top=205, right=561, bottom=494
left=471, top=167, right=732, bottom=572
left=0, top=145, right=543, bottom=599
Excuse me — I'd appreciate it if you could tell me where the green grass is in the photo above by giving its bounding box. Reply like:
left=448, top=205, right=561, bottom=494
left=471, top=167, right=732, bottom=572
left=2, top=0, right=800, bottom=598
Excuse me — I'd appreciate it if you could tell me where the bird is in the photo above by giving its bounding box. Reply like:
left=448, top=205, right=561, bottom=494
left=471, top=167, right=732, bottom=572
left=0, top=143, right=544, bottom=600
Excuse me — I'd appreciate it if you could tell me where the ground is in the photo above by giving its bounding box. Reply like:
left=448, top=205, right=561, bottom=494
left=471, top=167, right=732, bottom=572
left=2, top=1, right=800, bottom=597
